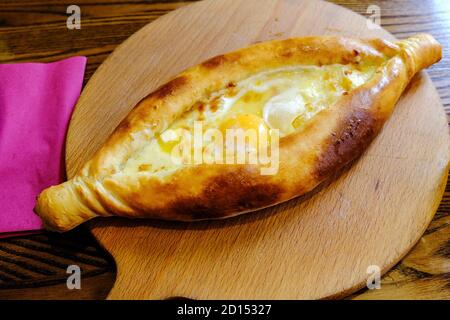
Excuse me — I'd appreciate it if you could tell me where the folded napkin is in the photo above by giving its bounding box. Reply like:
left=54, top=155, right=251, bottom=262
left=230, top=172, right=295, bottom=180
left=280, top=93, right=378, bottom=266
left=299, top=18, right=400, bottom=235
left=0, top=57, right=87, bottom=237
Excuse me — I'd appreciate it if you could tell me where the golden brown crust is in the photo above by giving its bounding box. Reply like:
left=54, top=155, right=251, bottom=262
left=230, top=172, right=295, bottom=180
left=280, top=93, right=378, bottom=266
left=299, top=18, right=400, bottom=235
left=35, top=34, right=442, bottom=232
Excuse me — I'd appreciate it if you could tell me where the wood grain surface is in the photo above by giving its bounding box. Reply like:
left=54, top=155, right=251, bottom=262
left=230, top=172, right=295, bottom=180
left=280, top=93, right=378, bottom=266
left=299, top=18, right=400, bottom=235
left=66, top=0, right=449, bottom=299
left=0, top=0, right=449, bottom=300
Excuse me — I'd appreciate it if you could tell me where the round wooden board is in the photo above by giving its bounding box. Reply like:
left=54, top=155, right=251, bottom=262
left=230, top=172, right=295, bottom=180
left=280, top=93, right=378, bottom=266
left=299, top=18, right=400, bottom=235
left=66, top=0, right=449, bottom=299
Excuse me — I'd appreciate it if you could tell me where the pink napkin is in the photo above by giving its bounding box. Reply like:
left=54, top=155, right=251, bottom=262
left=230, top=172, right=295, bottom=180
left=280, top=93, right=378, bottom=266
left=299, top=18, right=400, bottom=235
left=0, top=57, right=87, bottom=236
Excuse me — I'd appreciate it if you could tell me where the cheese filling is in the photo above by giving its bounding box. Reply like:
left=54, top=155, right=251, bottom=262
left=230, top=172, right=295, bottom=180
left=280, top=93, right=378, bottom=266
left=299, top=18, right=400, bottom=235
left=123, top=63, right=377, bottom=174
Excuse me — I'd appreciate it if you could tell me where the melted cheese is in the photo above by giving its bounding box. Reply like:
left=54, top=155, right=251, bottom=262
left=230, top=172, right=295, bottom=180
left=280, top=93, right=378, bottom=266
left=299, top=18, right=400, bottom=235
left=122, top=63, right=377, bottom=174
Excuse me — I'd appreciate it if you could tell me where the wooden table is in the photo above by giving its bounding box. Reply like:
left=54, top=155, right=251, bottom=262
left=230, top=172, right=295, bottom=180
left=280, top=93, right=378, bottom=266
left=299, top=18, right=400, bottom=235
left=0, top=0, right=449, bottom=300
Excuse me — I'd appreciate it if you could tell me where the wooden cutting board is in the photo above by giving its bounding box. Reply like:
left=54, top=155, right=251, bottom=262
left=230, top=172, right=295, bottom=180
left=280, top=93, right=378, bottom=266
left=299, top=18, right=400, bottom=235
left=65, top=0, right=449, bottom=299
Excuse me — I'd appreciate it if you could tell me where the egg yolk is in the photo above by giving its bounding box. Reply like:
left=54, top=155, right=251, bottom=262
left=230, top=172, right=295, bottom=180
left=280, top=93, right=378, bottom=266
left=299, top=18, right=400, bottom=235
left=219, top=113, right=271, bottom=154
left=219, top=113, right=269, bottom=136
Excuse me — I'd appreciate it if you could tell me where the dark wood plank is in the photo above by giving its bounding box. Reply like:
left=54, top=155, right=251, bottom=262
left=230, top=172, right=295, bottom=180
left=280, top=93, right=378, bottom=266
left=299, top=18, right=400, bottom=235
left=0, top=0, right=448, bottom=299
left=0, top=227, right=115, bottom=299
left=0, top=1, right=194, bottom=81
